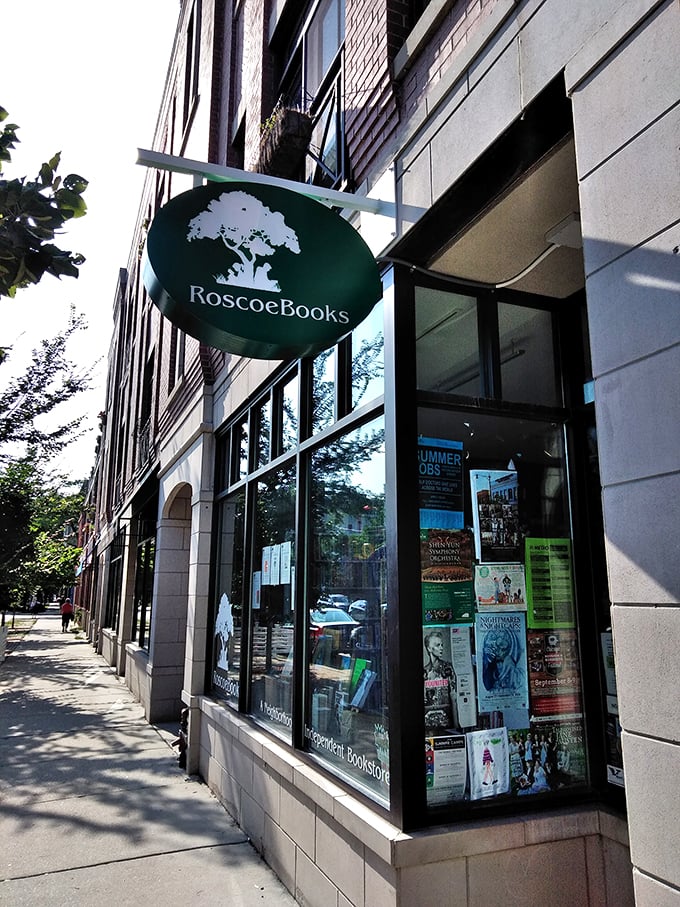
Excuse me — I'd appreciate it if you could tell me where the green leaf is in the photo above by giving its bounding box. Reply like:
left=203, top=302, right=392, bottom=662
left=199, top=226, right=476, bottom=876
left=55, top=187, right=87, bottom=218
left=39, top=162, right=54, bottom=186
left=63, top=173, right=88, bottom=194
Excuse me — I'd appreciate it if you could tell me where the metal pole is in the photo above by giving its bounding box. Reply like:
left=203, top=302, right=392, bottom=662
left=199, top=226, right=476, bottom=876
left=136, top=148, right=395, bottom=217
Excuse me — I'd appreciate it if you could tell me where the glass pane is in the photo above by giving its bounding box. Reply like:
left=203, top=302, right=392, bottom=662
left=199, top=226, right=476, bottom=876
left=306, top=87, right=341, bottom=187
left=352, top=300, right=384, bottom=410
left=416, top=287, right=479, bottom=395
left=305, top=0, right=343, bottom=98
left=308, top=417, right=389, bottom=803
left=312, top=347, right=336, bottom=434
left=133, top=536, right=155, bottom=650
left=250, top=464, right=296, bottom=740
left=282, top=375, right=299, bottom=452
left=255, top=398, right=271, bottom=469
left=236, top=417, right=249, bottom=481
left=417, top=409, right=587, bottom=809
left=498, top=303, right=559, bottom=406
left=212, top=491, right=246, bottom=705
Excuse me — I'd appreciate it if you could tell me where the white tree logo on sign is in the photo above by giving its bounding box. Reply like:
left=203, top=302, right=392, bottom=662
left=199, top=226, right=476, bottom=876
left=187, top=190, right=300, bottom=292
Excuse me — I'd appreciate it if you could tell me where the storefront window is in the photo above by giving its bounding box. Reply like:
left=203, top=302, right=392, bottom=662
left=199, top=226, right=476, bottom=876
left=250, top=463, right=296, bottom=739
left=255, top=398, right=271, bottom=470
left=417, top=409, right=586, bottom=808
left=313, top=347, right=336, bottom=434
left=236, top=416, right=249, bottom=481
left=498, top=303, right=558, bottom=406
left=212, top=491, right=246, bottom=704
left=352, top=299, right=384, bottom=410
left=308, top=416, right=389, bottom=801
left=416, top=287, right=479, bottom=395
left=104, top=529, right=125, bottom=631
left=282, top=374, right=299, bottom=453
left=132, top=526, right=155, bottom=650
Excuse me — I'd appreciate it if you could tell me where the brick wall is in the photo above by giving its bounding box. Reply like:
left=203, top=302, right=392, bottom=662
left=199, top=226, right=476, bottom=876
left=397, top=0, right=500, bottom=123
left=345, top=0, right=405, bottom=187
left=243, top=0, right=276, bottom=170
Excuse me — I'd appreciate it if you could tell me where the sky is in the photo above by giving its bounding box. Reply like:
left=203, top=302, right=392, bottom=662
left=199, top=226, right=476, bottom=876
left=1, top=2, right=179, bottom=483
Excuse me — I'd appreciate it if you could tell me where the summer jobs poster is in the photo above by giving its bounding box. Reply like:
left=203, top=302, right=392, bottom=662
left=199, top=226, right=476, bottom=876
left=418, top=437, right=464, bottom=529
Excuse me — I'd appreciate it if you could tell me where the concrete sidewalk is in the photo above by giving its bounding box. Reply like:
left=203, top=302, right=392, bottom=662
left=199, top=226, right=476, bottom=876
left=0, top=608, right=297, bottom=905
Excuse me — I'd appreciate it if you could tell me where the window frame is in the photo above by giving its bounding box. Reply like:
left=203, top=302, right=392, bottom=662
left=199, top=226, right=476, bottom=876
left=207, top=264, right=612, bottom=828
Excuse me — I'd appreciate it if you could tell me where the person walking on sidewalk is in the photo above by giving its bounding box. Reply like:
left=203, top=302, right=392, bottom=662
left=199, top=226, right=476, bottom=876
left=60, top=598, right=74, bottom=633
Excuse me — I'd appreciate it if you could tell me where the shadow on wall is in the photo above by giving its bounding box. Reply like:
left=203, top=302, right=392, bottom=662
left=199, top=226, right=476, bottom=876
left=583, top=234, right=680, bottom=604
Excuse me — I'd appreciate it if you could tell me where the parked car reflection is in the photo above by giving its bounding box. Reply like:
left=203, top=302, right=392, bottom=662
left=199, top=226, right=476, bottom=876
left=309, top=607, right=359, bottom=664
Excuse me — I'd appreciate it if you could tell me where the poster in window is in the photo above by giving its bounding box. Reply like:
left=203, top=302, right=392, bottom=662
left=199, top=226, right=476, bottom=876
left=426, top=734, right=467, bottom=805
left=530, top=716, right=587, bottom=789
left=467, top=727, right=510, bottom=799
left=600, top=630, right=617, bottom=697
left=527, top=629, right=582, bottom=718
left=424, top=626, right=454, bottom=729
left=270, top=543, right=281, bottom=585
left=424, top=677, right=453, bottom=731
left=449, top=626, right=477, bottom=728
left=418, top=437, right=464, bottom=529
left=470, top=469, right=521, bottom=563
left=280, top=540, right=292, bottom=584
left=421, top=529, right=474, bottom=624
left=475, top=612, right=529, bottom=712
left=606, top=715, right=625, bottom=787
left=525, top=538, right=575, bottom=628
left=510, top=717, right=587, bottom=795
left=261, top=546, right=272, bottom=585
left=475, top=564, right=527, bottom=611
left=252, top=570, right=261, bottom=610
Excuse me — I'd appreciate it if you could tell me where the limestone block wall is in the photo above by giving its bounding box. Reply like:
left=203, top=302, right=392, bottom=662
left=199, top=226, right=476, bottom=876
left=566, top=1, right=680, bottom=902
left=198, top=697, right=633, bottom=907
left=100, top=628, right=120, bottom=669
left=125, top=644, right=151, bottom=714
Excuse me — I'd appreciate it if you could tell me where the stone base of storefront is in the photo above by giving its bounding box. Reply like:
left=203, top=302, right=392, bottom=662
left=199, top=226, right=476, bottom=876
left=100, top=627, right=121, bottom=671
left=198, top=697, right=634, bottom=907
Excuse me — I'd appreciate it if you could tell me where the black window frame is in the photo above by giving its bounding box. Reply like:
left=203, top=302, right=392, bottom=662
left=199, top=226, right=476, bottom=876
left=391, top=264, right=618, bottom=827
left=206, top=263, right=616, bottom=829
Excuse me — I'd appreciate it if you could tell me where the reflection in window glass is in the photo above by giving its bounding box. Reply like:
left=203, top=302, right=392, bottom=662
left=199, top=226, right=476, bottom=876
left=312, top=348, right=336, bottom=434
left=250, top=464, right=296, bottom=740
left=104, top=530, right=125, bottom=630
left=236, top=417, right=249, bottom=481
left=132, top=531, right=155, bottom=650
left=308, top=417, right=389, bottom=802
left=282, top=375, right=299, bottom=453
left=416, top=409, right=587, bottom=809
left=212, top=491, right=245, bottom=706
left=352, top=300, right=384, bottom=410
left=255, top=398, right=271, bottom=469
left=416, top=288, right=479, bottom=395
left=304, top=0, right=344, bottom=99
left=498, top=304, right=559, bottom=406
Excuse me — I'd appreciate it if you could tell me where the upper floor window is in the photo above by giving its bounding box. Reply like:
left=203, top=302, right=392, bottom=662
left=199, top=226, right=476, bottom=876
left=304, top=0, right=345, bottom=100
left=273, top=0, right=347, bottom=187
left=182, top=0, right=201, bottom=133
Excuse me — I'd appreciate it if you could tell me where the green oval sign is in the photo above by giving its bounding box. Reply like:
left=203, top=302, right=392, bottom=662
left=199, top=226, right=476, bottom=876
left=143, top=181, right=382, bottom=359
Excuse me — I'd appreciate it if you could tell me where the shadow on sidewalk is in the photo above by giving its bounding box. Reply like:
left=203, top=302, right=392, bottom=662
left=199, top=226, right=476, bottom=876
left=0, top=619, right=249, bottom=874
